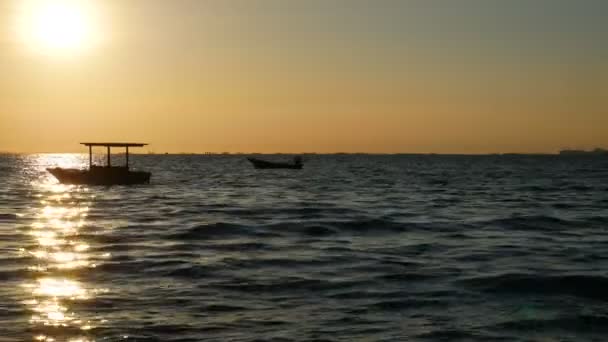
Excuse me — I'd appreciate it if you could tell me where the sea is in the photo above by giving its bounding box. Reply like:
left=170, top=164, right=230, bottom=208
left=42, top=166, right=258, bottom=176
left=0, top=153, right=607, bottom=341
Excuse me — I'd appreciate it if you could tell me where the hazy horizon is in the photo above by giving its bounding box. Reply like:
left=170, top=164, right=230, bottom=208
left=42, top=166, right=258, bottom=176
left=1, top=148, right=606, bottom=155
left=1, top=0, right=607, bottom=153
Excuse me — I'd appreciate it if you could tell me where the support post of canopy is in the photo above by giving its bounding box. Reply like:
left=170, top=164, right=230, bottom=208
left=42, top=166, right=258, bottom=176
left=89, top=145, right=92, bottom=168
left=126, top=146, right=129, bottom=168
left=107, top=146, right=111, bottom=167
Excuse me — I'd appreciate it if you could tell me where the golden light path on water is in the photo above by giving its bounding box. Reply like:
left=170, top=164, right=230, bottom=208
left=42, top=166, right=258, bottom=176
left=21, top=154, right=109, bottom=341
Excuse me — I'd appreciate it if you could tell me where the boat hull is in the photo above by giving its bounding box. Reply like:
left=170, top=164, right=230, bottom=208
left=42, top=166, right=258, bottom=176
left=47, top=167, right=151, bottom=185
left=247, top=158, right=302, bottom=169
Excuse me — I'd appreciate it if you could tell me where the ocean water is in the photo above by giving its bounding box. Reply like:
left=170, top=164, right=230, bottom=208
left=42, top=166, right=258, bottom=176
left=1, top=153, right=607, bottom=341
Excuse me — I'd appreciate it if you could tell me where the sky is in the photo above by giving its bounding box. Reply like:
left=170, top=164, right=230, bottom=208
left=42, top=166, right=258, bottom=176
left=0, top=0, right=606, bottom=153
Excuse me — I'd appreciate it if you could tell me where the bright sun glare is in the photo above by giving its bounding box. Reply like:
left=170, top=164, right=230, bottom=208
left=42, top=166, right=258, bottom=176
left=20, top=0, right=96, bottom=55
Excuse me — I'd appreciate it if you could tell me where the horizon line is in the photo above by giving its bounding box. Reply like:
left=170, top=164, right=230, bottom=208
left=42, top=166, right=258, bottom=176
left=0, top=151, right=598, bottom=156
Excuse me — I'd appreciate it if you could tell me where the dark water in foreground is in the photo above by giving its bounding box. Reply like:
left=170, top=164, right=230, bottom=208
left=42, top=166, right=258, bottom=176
left=1, top=154, right=607, bottom=341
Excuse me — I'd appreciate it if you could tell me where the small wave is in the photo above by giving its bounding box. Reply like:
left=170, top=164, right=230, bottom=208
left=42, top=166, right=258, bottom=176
left=566, top=184, right=593, bottom=191
left=461, top=273, right=608, bottom=300
left=517, top=185, right=555, bottom=192
left=0, top=268, right=29, bottom=281
left=368, top=298, right=445, bottom=311
left=213, top=277, right=363, bottom=293
left=317, top=218, right=409, bottom=234
left=96, top=258, right=188, bottom=274
left=299, top=225, right=339, bottom=236
left=80, top=233, right=146, bottom=245
left=180, top=205, right=360, bottom=218
left=165, top=265, right=213, bottom=278
left=205, top=242, right=271, bottom=252
left=551, top=202, right=579, bottom=209
left=370, top=243, right=453, bottom=257
left=222, top=255, right=351, bottom=269
left=327, top=290, right=407, bottom=300
left=377, top=272, right=439, bottom=282
left=484, top=215, right=573, bottom=231
left=0, top=213, right=18, bottom=221
left=172, top=218, right=414, bottom=240
left=260, top=222, right=339, bottom=237
left=416, top=329, right=481, bottom=340
left=169, top=222, right=251, bottom=240
left=133, top=323, right=205, bottom=335
left=201, top=304, right=249, bottom=313
left=492, top=314, right=608, bottom=333
left=587, top=216, right=608, bottom=226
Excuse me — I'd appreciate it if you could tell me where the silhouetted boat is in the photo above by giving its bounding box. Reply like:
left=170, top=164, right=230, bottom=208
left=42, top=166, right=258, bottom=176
left=247, top=156, right=303, bottom=169
left=559, top=148, right=608, bottom=156
left=47, top=142, right=151, bottom=185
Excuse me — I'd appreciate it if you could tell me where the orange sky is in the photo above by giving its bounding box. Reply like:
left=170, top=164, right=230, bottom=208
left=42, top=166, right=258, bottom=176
left=1, top=0, right=606, bottom=153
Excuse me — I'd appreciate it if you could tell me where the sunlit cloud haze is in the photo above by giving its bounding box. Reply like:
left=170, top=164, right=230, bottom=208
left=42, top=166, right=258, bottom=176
left=1, top=0, right=606, bottom=153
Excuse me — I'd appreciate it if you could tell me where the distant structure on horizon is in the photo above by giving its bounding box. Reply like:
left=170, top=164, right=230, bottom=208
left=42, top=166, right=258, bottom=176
left=559, top=148, right=608, bottom=156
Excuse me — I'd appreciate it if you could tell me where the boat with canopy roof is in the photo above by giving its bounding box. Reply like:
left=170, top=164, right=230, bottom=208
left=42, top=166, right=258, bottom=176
left=47, top=142, right=151, bottom=185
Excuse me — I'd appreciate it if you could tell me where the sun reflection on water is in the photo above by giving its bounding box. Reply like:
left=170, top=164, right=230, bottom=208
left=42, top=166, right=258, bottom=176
left=23, top=154, right=107, bottom=340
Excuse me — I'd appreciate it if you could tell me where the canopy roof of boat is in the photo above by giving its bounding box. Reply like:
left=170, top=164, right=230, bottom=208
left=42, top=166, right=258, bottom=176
left=80, top=142, right=147, bottom=147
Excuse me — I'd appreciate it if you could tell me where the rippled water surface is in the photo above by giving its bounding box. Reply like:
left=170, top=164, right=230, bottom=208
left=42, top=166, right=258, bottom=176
left=1, top=154, right=608, bottom=341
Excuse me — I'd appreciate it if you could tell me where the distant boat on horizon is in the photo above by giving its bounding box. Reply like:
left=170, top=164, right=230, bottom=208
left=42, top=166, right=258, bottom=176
left=247, top=156, right=303, bottom=169
left=559, top=148, right=608, bottom=156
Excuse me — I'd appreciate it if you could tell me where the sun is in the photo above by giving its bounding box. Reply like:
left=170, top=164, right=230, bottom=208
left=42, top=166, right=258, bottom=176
left=32, top=2, right=88, bottom=50
left=19, top=1, right=97, bottom=55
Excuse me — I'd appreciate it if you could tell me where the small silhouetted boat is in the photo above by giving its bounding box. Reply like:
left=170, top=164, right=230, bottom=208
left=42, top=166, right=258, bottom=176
left=559, top=148, right=608, bottom=156
left=247, top=156, right=303, bottom=169
left=47, top=142, right=151, bottom=185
